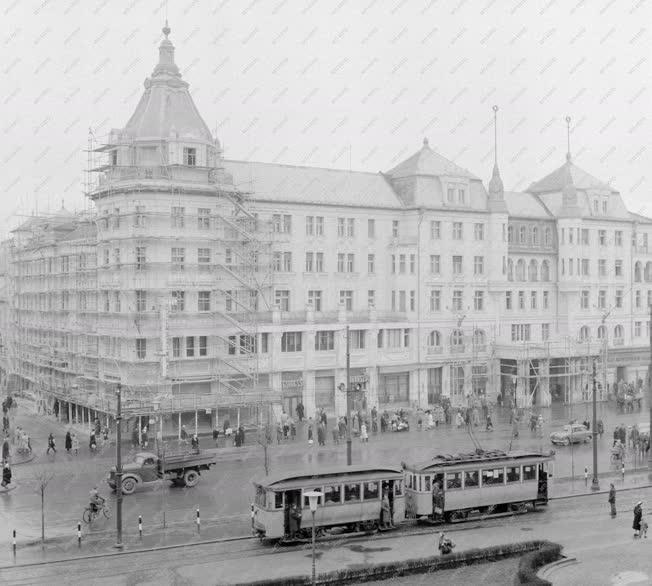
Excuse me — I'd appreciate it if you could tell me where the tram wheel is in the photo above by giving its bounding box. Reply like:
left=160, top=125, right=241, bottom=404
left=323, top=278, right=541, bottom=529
left=449, top=510, right=467, bottom=522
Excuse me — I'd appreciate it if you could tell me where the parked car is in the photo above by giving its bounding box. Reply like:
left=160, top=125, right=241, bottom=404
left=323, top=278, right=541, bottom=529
left=550, top=424, right=591, bottom=446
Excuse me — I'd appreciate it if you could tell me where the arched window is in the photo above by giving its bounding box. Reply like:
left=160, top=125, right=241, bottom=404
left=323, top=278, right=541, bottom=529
left=508, top=225, right=514, bottom=243
left=519, top=226, right=526, bottom=244
left=427, top=330, right=441, bottom=347
left=544, top=227, right=552, bottom=246
left=532, top=227, right=538, bottom=245
left=579, top=326, right=590, bottom=341
left=528, top=259, right=538, bottom=281
left=451, top=329, right=464, bottom=351
left=597, top=325, right=607, bottom=340
left=516, top=259, right=526, bottom=281
left=645, top=262, right=652, bottom=282
left=614, top=325, right=624, bottom=340
left=635, top=262, right=642, bottom=282
left=507, top=259, right=514, bottom=281
left=540, top=260, right=550, bottom=281
left=472, top=329, right=486, bottom=350
left=593, top=199, right=598, bottom=214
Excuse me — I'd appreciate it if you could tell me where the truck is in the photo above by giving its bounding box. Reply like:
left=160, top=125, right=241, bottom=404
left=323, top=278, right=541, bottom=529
left=107, top=450, right=217, bottom=495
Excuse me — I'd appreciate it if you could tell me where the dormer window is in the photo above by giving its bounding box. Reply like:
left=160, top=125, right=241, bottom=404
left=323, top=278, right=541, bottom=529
left=183, top=147, right=196, bottom=166
left=110, top=150, right=117, bottom=166
left=458, top=188, right=465, bottom=204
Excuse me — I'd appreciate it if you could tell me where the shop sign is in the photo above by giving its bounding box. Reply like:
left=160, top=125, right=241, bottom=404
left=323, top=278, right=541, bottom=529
left=282, top=374, right=303, bottom=389
left=350, top=374, right=369, bottom=384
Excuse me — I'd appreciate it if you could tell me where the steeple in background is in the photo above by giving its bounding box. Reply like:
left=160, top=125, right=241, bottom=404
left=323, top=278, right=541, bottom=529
left=487, top=105, right=507, bottom=212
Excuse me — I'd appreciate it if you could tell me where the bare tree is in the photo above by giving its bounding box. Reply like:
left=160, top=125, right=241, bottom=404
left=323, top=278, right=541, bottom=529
left=32, top=467, right=55, bottom=544
left=256, top=424, right=272, bottom=476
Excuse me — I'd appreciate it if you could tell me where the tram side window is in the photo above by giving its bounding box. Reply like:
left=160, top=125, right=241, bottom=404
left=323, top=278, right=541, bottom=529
left=464, top=470, right=479, bottom=488
left=446, top=472, right=462, bottom=490
left=344, top=483, right=361, bottom=501
left=523, top=465, right=536, bottom=481
left=274, top=492, right=283, bottom=509
left=482, top=468, right=505, bottom=486
left=395, top=480, right=403, bottom=496
left=364, top=482, right=380, bottom=500
left=424, top=475, right=431, bottom=492
left=324, top=485, right=342, bottom=505
left=506, top=467, right=521, bottom=483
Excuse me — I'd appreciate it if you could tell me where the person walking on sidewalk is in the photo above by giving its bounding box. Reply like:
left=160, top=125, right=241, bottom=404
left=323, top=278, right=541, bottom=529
left=608, top=483, right=616, bottom=517
left=46, top=433, right=56, bottom=455
left=65, top=431, right=72, bottom=454
left=72, top=432, right=79, bottom=456
left=633, top=501, right=643, bottom=538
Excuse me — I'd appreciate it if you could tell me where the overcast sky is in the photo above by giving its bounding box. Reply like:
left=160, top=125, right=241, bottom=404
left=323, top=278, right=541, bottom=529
left=2, top=0, right=651, bottom=235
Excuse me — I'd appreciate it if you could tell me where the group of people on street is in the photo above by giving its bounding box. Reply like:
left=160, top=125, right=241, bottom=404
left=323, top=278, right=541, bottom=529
left=608, top=486, right=649, bottom=538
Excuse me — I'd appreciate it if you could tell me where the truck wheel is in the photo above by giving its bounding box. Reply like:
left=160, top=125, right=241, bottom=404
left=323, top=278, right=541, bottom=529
left=184, top=470, right=199, bottom=487
left=121, top=477, right=137, bottom=495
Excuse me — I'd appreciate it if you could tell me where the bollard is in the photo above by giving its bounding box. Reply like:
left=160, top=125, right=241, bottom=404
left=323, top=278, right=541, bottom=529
left=250, top=503, right=254, bottom=529
left=138, top=515, right=142, bottom=539
left=584, top=467, right=588, bottom=487
left=622, top=463, right=625, bottom=480
left=196, top=508, right=200, bottom=533
left=12, top=529, right=16, bottom=555
left=77, top=522, right=82, bottom=547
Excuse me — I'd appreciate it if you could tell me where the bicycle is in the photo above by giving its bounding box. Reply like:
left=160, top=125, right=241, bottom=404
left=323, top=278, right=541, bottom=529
left=82, top=502, right=111, bottom=524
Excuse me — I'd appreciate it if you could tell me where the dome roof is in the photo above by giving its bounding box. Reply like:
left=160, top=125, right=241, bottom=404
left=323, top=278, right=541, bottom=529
left=121, top=23, right=214, bottom=145
left=386, top=138, right=479, bottom=180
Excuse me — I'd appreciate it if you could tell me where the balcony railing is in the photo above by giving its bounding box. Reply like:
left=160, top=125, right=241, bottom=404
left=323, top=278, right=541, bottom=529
left=426, top=346, right=443, bottom=355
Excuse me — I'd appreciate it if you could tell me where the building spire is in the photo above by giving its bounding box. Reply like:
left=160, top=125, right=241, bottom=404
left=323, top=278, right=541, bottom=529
left=152, top=20, right=180, bottom=78
left=565, top=115, right=572, bottom=162
left=488, top=105, right=505, bottom=206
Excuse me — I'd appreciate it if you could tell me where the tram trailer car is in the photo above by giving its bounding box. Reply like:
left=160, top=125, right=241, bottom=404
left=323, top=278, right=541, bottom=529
left=252, top=465, right=405, bottom=541
left=404, top=449, right=554, bottom=522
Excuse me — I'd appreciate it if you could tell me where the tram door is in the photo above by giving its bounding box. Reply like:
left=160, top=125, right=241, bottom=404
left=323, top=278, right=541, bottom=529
left=537, top=463, right=548, bottom=500
left=432, top=473, right=445, bottom=516
left=283, top=490, right=302, bottom=537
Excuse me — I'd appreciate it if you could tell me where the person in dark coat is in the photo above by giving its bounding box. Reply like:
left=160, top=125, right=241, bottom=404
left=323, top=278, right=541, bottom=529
left=288, top=502, right=302, bottom=539
left=191, top=434, right=199, bottom=452
left=2, top=436, right=9, bottom=462
left=65, top=431, right=72, bottom=453
left=212, top=428, right=219, bottom=447
left=307, top=422, right=313, bottom=445
left=317, top=422, right=325, bottom=446
left=131, top=427, right=139, bottom=447
left=1, top=462, right=11, bottom=488
left=46, top=433, right=56, bottom=454
left=296, top=402, right=304, bottom=422
left=89, top=431, right=97, bottom=452
left=180, top=425, right=188, bottom=442
left=633, top=501, right=643, bottom=537
left=608, top=483, right=616, bottom=517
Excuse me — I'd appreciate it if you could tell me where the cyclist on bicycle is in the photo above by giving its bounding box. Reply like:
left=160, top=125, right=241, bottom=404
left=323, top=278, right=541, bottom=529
left=89, top=485, right=105, bottom=513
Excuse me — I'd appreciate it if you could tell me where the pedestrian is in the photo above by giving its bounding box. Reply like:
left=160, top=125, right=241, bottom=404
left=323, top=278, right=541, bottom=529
left=46, top=433, right=56, bottom=455
left=141, top=426, right=148, bottom=448
left=332, top=426, right=339, bottom=444
left=486, top=414, right=494, bottom=432
left=317, top=421, right=325, bottom=446
left=131, top=426, right=139, bottom=448
left=276, top=422, right=283, bottom=445
left=89, top=431, right=97, bottom=453
left=296, top=402, right=304, bottom=422
left=597, top=419, right=604, bottom=438
left=634, top=501, right=643, bottom=537
left=438, top=532, right=455, bottom=555
left=191, top=434, right=199, bottom=452
left=1, top=461, right=11, bottom=488
left=180, top=425, right=188, bottom=442
left=2, top=436, right=9, bottom=462
left=381, top=491, right=391, bottom=529
left=72, top=433, right=79, bottom=455
left=212, top=427, right=220, bottom=447
left=641, top=512, right=649, bottom=538
left=65, top=431, right=72, bottom=453
left=360, top=422, right=368, bottom=443
left=608, top=483, right=616, bottom=517
left=455, top=411, right=463, bottom=428
left=307, top=422, right=313, bottom=446
left=290, top=420, right=296, bottom=440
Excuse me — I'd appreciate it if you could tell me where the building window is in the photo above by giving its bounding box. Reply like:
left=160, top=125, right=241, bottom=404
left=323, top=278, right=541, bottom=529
left=541, top=324, right=550, bottom=341
left=186, top=337, right=195, bottom=357
left=397, top=254, right=405, bottom=274
left=367, top=290, right=375, bottom=307
left=171, top=247, right=185, bottom=271
left=410, top=254, right=415, bottom=274
left=199, top=336, right=207, bottom=356
left=615, top=230, right=623, bottom=246
left=474, top=256, right=484, bottom=275
left=532, top=227, right=538, bottom=245
left=474, top=223, right=484, bottom=240
left=452, top=222, right=463, bottom=240
left=114, top=291, right=121, bottom=312
left=198, top=248, right=211, bottom=271
left=135, top=246, right=146, bottom=270
left=531, top=291, right=537, bottom=309
left=580, top=290, right=589, bottom=309
left=598, top=259, right=606, bottom=276
left=392, top=220, right=399, bottom=237
left=346, top=218, right=355, bottom=237
left=636, top=290, right=642, bottom=309
left=337, top=253, right=345, bottom=273
left=519, top=226, right=526, bottom=244
left=451, top=329, right=464, bottom=350
left=197, top=208, right=210, bottom=229
left=431, top=221, right=440, bottom=239
left=453, top=256, right=463, bottom=274
left=198, top=291, right=211, bottom=312
left=430, top=289, right=441, bottom=311
left=273, top=214, right=292, bottom=234
left=273, top=252, right=282, bottom=272
left=306, top=216, right=314, bottom=236
left=648, top=290, right=652, bottom=307
left=635, top=322, right=642, bottom=337
left=474, top=290, right=484, bottom=311
left=315, top=252, right=324, bottom=272
left=615, top=290, right=623, bottom=308
left=315, top=216, right=324, bottom=235
left=409, top=290, right=416, bottom=311
left=367, top=218, right=375, bottom=238
left=614, top=324, right=624, bottom=341
left=505, top=291, right=512, bottom=310
left=598, top=290, right=606, bottom=309
left=315, top=331, right=335, bottom=351
left=171, top=290, right=185, bottom=312
left=615, top=260, right=623, bottom=277
left=511, top=324, right=531, bottom=342
left=281, top=332, right=302, bottom=352
left=136, top=338, right=146, bottom=359
left=283, top=252, right=292, bottom=272
left=458, top=188, right=465, bottom=204
left=305, top=252, right=314, bottom=272
left=135, top=290, right=147, bottom=313
left=452, top=290, right=463, bottom=311
left=171, top=206, right=185, bottom=228
left=447, top=187, right=455, bottom=203
left=508, top=225, right=514, bottom=243
left=430, top=255, right=440, bottom=275
left=518, top=291, right=525, bottom=310
left=581, top=259, right=589, bottom=276
left=183, top=147, right=196, bottom=166
left=544, top=227, right=552, bottom=246
left=598, top=230, right=606, bottom=246
left=351, top=329, right=366, bottom=349
left=172, top=337, right=181, bottom=358
left=340, top=290, right=353, bottom=311
left=308, top=290, right=322, bottom=311
left=368, top=254, right=375, bottom=274
left=337, top=218, right=345, bottom=237
left=581, top=229, right=589, bottom=245
left=346, top=253, right=354, bottom=273
left=275, top=290, right=290, bottom=311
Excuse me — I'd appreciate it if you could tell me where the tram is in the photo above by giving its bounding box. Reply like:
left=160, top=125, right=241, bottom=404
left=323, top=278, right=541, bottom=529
left=404, top=449, right=554, bottom=522
left=252, top=464, right=405, bottom=541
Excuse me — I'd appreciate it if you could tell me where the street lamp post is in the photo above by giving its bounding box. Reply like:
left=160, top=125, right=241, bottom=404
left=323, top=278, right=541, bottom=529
left=114, top=383, right=123, bottom=549
left=591, top=359, right=599, bottom=491
left=648, top=304, right=652, bottom=475
left=304, top=491, right=321, bottom=586
left=345, top=326, right=352, bottom=466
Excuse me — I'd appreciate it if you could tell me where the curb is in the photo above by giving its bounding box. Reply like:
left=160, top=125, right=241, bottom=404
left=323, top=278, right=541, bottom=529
left=536, top=556, right=578, bottom=580
left=550, top=482, right=652, bottom=500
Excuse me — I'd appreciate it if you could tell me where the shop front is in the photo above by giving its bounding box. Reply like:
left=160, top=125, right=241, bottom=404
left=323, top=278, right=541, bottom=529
left=315, top=372, right=336, bottom=412
left=378, top=372, right=409, bottom=406
left=281, top=372, right=303, bottom=416
left=349, top=369, right=369, bottom=412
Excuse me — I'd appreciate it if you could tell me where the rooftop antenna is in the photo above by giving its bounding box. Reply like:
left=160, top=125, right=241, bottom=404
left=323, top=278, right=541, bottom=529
left=565, top=115, right=571, bottom=162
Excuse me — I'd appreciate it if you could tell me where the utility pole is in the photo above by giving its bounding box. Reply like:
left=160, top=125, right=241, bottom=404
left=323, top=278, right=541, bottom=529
left=114, top=383, right=123, bottom=549
left=346, top=325, right=352, bottom=466
left=591, top=359, right=599, bottom=491
left=648, top=304, right=652, bottom=475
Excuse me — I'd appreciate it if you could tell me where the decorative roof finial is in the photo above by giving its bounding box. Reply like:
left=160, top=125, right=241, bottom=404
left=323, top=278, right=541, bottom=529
left=163, top=19, right=171, bottom=40
left=492, top=105, right=499, bottom=166
left=423, top=137, right=429, bottom=148
left=565, top=115, right=571, bottom=162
